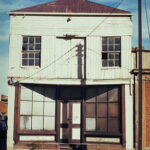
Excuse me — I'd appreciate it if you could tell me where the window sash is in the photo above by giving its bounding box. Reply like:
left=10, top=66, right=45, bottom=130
left=22, top=36, right=41, bottom=66
left=102, top=37, right=121, bottom=67
left=20, top=86, right=56, bottom=131
left=85, top=87, right=121, bottom=135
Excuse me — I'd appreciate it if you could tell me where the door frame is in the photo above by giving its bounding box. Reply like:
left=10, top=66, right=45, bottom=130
left=58, top=100, right=82, bottom=143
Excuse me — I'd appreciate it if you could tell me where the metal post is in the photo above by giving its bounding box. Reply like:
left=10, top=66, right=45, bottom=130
left=138, top=0, right=142, bottom=149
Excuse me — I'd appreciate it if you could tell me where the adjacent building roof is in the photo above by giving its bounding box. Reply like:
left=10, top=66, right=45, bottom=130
left=0, top=101, right=7, bottom=114
left=10, top=0, right=130, bottom=14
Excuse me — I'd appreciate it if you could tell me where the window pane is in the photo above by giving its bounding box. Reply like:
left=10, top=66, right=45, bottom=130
left=20, top=116, right=31, bottom=130
left=108, top=87, right=119, bottom=102
left=23, top=37, right=28, bottom=43
left=35, top=37, right=41, bottom=43
left=21, top=86, right=32, bottom=100
left=33, top=87, right=43, bottom=101
left=35, top=44, right=41, bottom=50
left=22, top=54, right=28, bottom=58
left=108, top=118, right=120, bottom=133
left=115, top=37, right=121, bottom=44
left=97, top=103, right=107, bottom=117
left=72, top=103, right=81, bottom=124
left=108, top=45, right=113, bottom=51
left=29, top=54, right=34, bottom=58
left=108, top=103, right=119, bottom=117
left=97, top=87, right=107, bottom=102
left=32, top=116, right=43, bottom=130
left=33, top=102, right=43, bottom=116
left=86, top=103, right=95, bottom=117
left=22, top=44, right=28, bottom=50
left=22, top=59, right=28, bottom=66
left=108, top=60, right=114, bottom=66
left=115, top=45, right=121, bottom=51
left=72, top=128, right=80, bottom=140
left=102, top=45, right=107, bottom=51
left=45, top=88, right=56, bottom=102
left=20, top=101, right=32, bottom=115
left=44, top=102, right=55, bottom=116
left=29, top=44, right=34, bottom=50
left=29, top=37, right=34, bottom=43
left=102, top=37, right=107, bottom=45
left=35, top=59, right=40, bottom=66
left=115, top=53, right=119, bottom=59
left=102, top=53, right=107, bottom=59
left=102, top=60, right=107, bottom=67
left=29, top=59, right=34, bottom=66
left=86, top=118, right=96, bottom=131
left=35, top=53, right=40, bottom=58
left=115, top=60, right=120, bottom=66
left=86, top=88, right=96, bottom=102
left=44, top=117, right=55, bottom=130
left=97, top=118, right=107, bottom=132
left=108, top=53, right=114, bottom=59
left=109, top=38, right=113, bottom=44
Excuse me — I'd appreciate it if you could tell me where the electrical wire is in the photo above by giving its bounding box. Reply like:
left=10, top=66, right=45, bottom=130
left=19, top=44, right=78, bottom=82
left=87, top=0, right=126, bottom=36
left=86, top=47, right=132, bottom=71
left=144, top=0, right=150, bottom=41
left=16, top=0, right=126, bottom=82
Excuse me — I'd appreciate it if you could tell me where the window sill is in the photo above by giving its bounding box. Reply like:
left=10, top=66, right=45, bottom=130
left=20, top=66, right=40, bottom=69
left=101, top=67, right=121, bottom=70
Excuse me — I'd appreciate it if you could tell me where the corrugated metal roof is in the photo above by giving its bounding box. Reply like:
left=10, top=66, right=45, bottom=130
left=11, top=0, right=130, bottom=14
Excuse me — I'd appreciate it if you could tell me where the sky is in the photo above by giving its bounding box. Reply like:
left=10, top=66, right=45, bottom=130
left=0, top=0, right=150, bottom=95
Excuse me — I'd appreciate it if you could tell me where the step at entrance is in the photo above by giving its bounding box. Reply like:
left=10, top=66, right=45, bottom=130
left=60, top=144, right=72, bottom=150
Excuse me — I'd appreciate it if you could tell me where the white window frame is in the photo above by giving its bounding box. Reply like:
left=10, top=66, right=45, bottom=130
left=102, top=36, right=121, bottom=67
left=22, top=36, right=41, bottom=67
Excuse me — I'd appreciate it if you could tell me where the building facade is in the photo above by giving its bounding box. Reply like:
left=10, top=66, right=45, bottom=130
left=132, top=49, right=150, bottom=150
left=8, top=0, right=133, bottom=149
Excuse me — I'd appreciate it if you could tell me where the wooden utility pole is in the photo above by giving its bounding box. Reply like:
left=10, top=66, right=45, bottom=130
left=138, top=0, right=142, bottom=149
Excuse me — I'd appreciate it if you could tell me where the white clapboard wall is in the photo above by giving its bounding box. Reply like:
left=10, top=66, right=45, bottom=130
left=9, top=15, right=132, bottom=83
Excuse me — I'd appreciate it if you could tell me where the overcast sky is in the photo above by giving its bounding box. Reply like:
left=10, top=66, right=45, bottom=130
left=0, top=0, right=150, bottom=95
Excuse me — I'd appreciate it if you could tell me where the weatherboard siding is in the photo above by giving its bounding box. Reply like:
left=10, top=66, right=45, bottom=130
left=9, top=15, right=132, bottom=82
left=10, top=16, right=132, bottom=36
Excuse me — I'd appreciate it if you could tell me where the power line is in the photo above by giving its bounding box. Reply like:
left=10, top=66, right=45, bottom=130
left=87, top=47, right=132, bottom=71
left=144, top=0, right=150, bottom=41
left=19, top=44, right=78, bottom=82
left=17, top=0, right=126, bottom=82
left=87, top=0, right=126, bottom=36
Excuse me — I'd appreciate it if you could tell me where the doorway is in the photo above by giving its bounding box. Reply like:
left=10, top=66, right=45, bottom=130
left=60, top=101, right=81, bottom=143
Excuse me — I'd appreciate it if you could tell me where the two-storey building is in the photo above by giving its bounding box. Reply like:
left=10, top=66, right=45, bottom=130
left=8, top=0, right=133, bottom=149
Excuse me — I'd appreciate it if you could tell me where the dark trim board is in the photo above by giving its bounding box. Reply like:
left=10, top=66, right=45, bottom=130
left=14, top=83, right=20, bottom=144
left=13, top=84, right=126, bottom=148
left=10, top=13, right=132, bottom=18
left=121, top=85, right=126, bottom=146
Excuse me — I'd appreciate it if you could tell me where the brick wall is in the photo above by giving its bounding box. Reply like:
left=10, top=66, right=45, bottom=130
left=145, top=81, right=150, bottom=146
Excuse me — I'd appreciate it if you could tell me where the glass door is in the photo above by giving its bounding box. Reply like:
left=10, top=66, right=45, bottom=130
left=60, top=101, right=81, bottom=143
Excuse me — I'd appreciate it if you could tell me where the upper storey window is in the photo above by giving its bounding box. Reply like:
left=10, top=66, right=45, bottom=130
left=102, top=37, right=121, bottom=67
left=22, top=36, right=41, bottom=66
